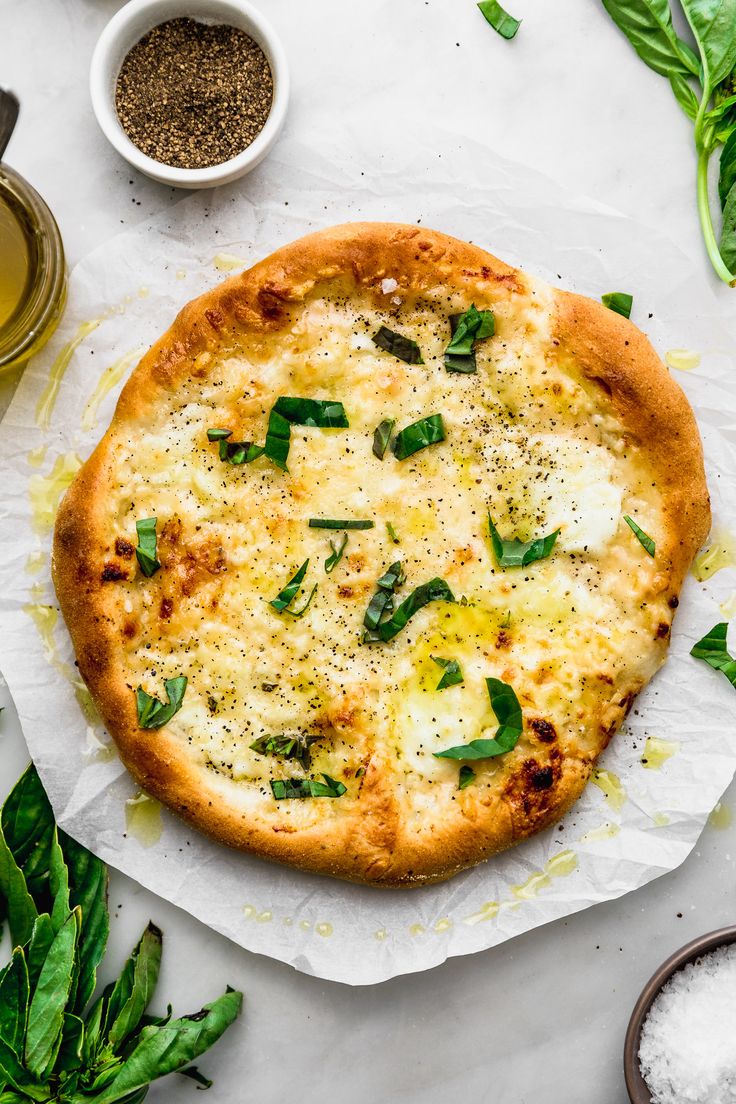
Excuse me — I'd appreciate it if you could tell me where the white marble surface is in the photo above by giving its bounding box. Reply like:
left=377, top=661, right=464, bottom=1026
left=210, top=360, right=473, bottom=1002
left=1, top=1, right=735, bottom=1101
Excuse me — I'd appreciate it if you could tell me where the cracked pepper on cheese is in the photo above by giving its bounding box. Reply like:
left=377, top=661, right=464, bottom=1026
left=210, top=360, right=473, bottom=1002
left=52, top=223, right=710, bottom=885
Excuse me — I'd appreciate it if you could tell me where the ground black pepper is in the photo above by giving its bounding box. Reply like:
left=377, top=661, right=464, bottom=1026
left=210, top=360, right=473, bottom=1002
left=115, top=17, right=273, bottom=170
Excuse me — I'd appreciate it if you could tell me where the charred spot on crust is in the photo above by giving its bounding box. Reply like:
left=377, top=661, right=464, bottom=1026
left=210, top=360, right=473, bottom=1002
left=122, top=620, right=137, bottom=639
left=530, top=766, right=554, bottom=790
left=618, top=691, right=636, bottom=716
left=338, top=585, right=353, bottom=599
left=529, top=718, right=556, bottom=743
left=496, top=629, right=511, bottom=649
left=204, top=308, right=223, bottom=330
left=160, top=597, right=173, bottom=619
left=656, top=622, right=670, bottom=639
left=101, top=563, right=127, bottom=582
left=589, top=375, right=612, bottom=398
left=504, top=751, right=562, bottom=817
left=257, top=287, right=285, bottom=321
left=668, top=595, right=679, bottom=609
left=115, top=538, right=134, bottom=558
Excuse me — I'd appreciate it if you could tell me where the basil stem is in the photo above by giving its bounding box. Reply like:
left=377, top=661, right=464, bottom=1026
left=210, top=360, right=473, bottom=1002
left=690, top=622, right=736, bottom=688
left=250, top=733, right=321, bottom=767
left=372, top=418, right=395, bottom=459
left=458, top=765, right=476, bottom=789
left=370, top=577, right=455, bottom=642
left=270, top=774, right=347, bottom=800
left=488, top=514, right=559, bottom=568
left=477, top=0, right=521, bottom=39
left=434, top=677, right=523, bottom=760
left=372, top=326, right=424, bottom=364
left=269, top=559, right=317, bottom=617
left=135, top=676, right=187, bottom=730
left=392, top=414, right=446, bottom=460
left=602, top=291, right=633, bottom=319
left=432, top=656, right=464, bottom=690
left=308, top=518, right=374, bottom=530
left=386, top=521, right=400, bottom=545
left=264, top=397, right=349, bottom=471
left=623, top=515, right=656, bottom=557
left=135, top=517, right=161, bottom=578
left=325, top=532, right=348, bottom=574
left=445, top=304, right=495, bottom=373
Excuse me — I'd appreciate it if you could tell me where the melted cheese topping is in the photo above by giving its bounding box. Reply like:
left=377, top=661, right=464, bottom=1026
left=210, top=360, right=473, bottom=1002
left=102, top=277, right=666, bottom=830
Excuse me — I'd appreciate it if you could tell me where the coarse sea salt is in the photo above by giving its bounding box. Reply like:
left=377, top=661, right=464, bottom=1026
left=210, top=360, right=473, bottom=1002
left=639, top=943, right=736, bottom=1104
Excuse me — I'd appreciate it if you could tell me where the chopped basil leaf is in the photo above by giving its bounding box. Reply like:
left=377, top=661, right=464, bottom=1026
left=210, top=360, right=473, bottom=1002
left=207, top=427, right=264, bottom=465
left=372, top=326, right=424, bottom=365
left=250, top=732, right=321, bottom=766
left=445, top=304, right=495, bottom=373
left=135, top=675, right=187, bottom=729
left=325, top=532, right=348, bottom=574
left=363, top=561, right=405, bottom=638
left=369, top=577, right=455, bottom=643
left=434, top=677, right=522, bottom=760
left=690, top=622, right=736, bottom=688
left=308, top=518, right=374, bottom=530
left=270, top=774, right=347, bottom=800
left=264, top=397, right=349, bottom=471
left=392, top=414, right=446, bottom=460
left=458, top=765, right=476, bottom=789
left=488, top=514, right=559, bottom=568
left=286, top=583, right=317, bottom=618
left=373, top=418, right=395, bottom=459
left=432, top=656, right=464, bottom=690
left=269, top=559, right=311, bottom=613
left=135, top=517, right=161, bottom=577
left=477, top=0, right=521, bottom=39
left=602, top=292, right=633, bottom=319
left=206, top=428, right=232, bottom=441
left=386, top=521, right=400, bottom=545
left=623, top=515, right=655, bottom=557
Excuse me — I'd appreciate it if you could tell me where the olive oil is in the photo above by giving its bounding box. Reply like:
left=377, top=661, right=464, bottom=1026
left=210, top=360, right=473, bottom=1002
left=0, top=189, right=31, bottom=329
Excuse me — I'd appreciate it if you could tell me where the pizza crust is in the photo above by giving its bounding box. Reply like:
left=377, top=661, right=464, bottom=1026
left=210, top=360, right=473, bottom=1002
left=52, top=223, right=710, bottom=886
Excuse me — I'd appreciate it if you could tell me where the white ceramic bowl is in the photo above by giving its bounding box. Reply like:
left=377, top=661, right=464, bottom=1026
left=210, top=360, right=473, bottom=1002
left=90, top=0, right=289, bottom=189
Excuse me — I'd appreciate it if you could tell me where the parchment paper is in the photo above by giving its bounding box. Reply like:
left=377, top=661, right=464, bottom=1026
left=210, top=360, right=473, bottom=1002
left=1, top=132, right=735, bottom=985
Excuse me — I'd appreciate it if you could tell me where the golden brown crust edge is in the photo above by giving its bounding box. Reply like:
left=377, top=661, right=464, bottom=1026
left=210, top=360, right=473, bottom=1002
left=52, top=222, right=710, bottom=887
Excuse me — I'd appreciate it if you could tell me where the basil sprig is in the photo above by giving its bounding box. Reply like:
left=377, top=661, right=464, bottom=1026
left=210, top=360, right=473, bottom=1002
left=363, top=561, right=406, bottom=640
left=264, top=397, right=349, bottom=472
left=478, top=0, right=521, bottom=38
left=135, top=517, right=161, bottom=578
left=435, top=677, right=523, bottom=760
left=135, top=676, right=187, bottom=729
left=369, top=577, right=456, bottom=643
left=373, top=418, right=395, bottom=459
left=691, top=622, right=736, bottom=688
left=250, top=733, right=321, bottom=767
left=0, top=765, right=240, bottom=1102
left=602, top=292, right=634, bottom=319
left=325, top=532, right=348, bottom=574
left=432, top=656, right=464, bottom=690
left=269, top=559, right=317, bottom=618
left=270, top=774, right=347, bottom=800
left=624, top=515, right=656, bottom=556
left=392, top=414, right=446, bottom=460
left=488, top=514, right=560, bottom=568
left=372, top=326, right=424, bottom=364
left=207, top=428, right=264, bottom=465
left=445, top=305, right=495, bottom=373
left=309, top=518, right=374, bottom=530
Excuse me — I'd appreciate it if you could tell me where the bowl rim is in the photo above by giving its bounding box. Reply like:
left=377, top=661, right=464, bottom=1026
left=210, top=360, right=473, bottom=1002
left=89, top=0, right=289, bottom=189
left=623, top=924, right=736, bottom=1103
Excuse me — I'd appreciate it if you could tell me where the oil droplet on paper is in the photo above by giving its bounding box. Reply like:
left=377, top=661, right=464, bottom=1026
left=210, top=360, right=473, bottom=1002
left=25, top=550, right=45, bottom=575
left=409, top=923, right=426, bottom=937
left=591, top=769, right=626, bottom=811
left=434, top=917, right=452, bottom=933
left=463, top=901, right=500, bottom=926
left=709, top=802, right=733, bottom=829
left=256, top=910, right=272, bottom=923
left=125, top=792, right=162, bottom=847
left=653, top=811, right=670, bottom=827
left=36, top=319, right=101, bottom=429
left=82, top=346, right=145, bottom=432
left=176, top=269, right=187, bottom=280
left=641, top=736, right=679, bottom=770
left=720, top=592, right=736, bottom=619
left=242, top=904, right=256, bottom=919
left=282, top=916, right=293, bottom=926
left=299, top=919, right=311, bottom=931
left=581, top=823, right=621, bottom=843
left=665, top=348, right=700, bottom=372
left=464, top=851, right=577, bottom=925
left=315, top=922, right=333, bottom=938
left=691, top=529, right=736, bottom=582
left=29, top=453, right=82, bottom=533
left=213, top=252, right=247, bottom=272
left=374, top=928, right=388, bottom=941
left=138, top=286, right=149, bottom=298
left=28, top=445, right=47, bottom=468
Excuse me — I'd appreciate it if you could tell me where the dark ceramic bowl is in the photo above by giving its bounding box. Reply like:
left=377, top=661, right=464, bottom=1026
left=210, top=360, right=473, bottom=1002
left=624, top=925, right=736, bottom=1103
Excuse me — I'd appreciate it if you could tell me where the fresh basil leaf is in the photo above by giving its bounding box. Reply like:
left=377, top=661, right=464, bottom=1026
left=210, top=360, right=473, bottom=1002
left=386, top=521, right=400, bottom=545
left=391, top=414, right=445, bottom=460
left=324, top=532, right=348, bottom=574
left=362, top=561, right=405, bottom=636
left=719, top=128, right=736, bottom=207
left=372, top=418, right=395, bottom=459
left=48, top=829, right=70, bottom=933
left=264, top=398, right=349, bottom=472
left=25, top=908, right=79, bottom=1078
left=0, top=1036, right=46, bottom=1101
left=308, top=518, right=374, bottom=530
left=107, top=924, right=162, bottom=1050
left=623, top=514, right=656, bottom=556
left=458, top=766, right=476, bottom=790
left=54, top=1013, right=84, bottom=1076
left=206, top=428, right=231, bottom=442
left=371, top=578, right=455, bottom=642
left=435, top=677, right=523, bottom=760
left=86, top=990, right=242, bottom=1104
left=179, top=1066, right=213, bottom=1089
left=270, top=775, right=347, bottom=800
left=444, top=304, right=495, bottom=373
left=669, top=72, right=700, bottom=119
left=0, top=829, right=38, bottom=950
left=372, top=326, right=424, bottom=365
left=26, top=914, right=53, bottom=993
left=488, top=514, right=559, bottom=568
left=1, top=765, right=55, bottom=915
left=135, top=676, right=187, bottom=730
left=601, top=291, right=633, bottom=318
left=681, top=0, right=736, bottom=88
left=601, top=0, right=701, bottom=78
left=0, top=949, right=29, bottom=1055
left=432, top=657, right=464, bottom=690
left=61, top=831, right=108, bottom=1015
left=720, top=172, right=736, bottom=271
left=250, top=733, right=321, bottom=767
left=134, top=518, right=160, bottom=578
left=690, top=621, right=736, bottom=687
left=477, top=0, right=521, bottom=39
left=269, top=559, right=315, bottom=617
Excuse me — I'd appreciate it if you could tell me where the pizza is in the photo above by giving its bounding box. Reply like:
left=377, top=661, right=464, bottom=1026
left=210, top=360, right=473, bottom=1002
left=52, top=223, right=710, bottom=886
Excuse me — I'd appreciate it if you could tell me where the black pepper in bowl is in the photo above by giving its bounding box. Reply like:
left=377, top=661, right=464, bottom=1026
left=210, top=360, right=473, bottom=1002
left=115, top=17, right=274, bottom=170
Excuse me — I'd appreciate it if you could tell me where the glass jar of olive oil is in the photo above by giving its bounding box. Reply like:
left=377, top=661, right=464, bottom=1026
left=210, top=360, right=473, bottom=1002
left=0, top=166, right=66, bottom=372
